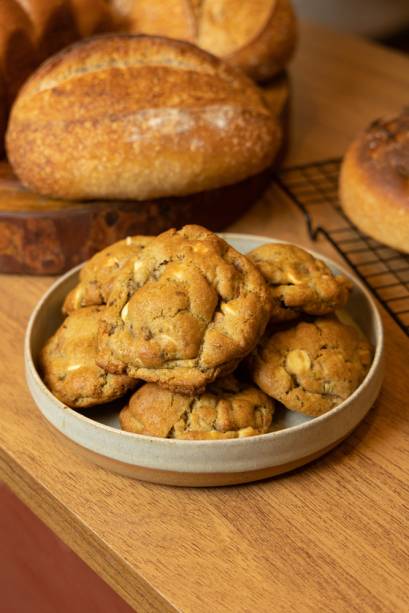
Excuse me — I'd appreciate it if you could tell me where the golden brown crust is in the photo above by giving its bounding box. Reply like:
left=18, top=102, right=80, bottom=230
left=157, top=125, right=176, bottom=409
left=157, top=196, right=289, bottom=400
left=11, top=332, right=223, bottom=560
left=15, top=0, right=78, bottom=61
left=7, top=34, right=281, bottom=201
left=97, top=225, right=271, bottom=394
left=117, top=0, right=197, bottom=42
left=0, top=76, right=6, bottom=157
left=248, top=243, right=351, bottom=322
left=63, top=235, right=152, bottom=314
left=340, top=109, right=409, bottom=253
left=113, top=0, right=297, bottom=80
left=0, top=0, right=37, bottom=104
left=40, top=306, right=136, bottom=408
left=199, top=0, right=297, bottom=80
left=249, top=317, right=373, bottom=417
left=119, top=376, right=274, bottom=439
left=69, top=0, right=113, bottom=38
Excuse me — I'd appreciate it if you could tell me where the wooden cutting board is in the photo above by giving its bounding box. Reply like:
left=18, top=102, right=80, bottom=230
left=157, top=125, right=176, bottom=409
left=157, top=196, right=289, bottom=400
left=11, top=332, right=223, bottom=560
left=0, top=75, right=289, bottom=275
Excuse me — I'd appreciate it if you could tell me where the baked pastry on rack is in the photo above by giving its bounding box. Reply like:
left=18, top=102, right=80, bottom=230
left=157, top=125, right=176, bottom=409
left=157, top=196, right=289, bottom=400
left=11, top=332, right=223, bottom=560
left=340, top=108, right=409, bottom=253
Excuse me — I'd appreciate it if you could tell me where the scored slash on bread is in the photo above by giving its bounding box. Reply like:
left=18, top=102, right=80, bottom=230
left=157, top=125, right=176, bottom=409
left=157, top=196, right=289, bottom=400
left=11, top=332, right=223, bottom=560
left=111, top=0, right=297, bottom=80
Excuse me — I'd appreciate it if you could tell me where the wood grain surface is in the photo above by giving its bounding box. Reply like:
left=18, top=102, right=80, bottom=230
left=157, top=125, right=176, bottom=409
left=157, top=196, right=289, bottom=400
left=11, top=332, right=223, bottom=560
left=1, top=22, right=409, bottom=612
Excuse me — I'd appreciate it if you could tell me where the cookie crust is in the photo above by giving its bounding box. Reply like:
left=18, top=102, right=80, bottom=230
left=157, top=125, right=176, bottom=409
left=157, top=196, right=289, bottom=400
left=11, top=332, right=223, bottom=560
left=41, top=306, right=136, bottom=408
left=63, top=235, right=152, bottom=314
left=250, top=317, right=372, bottom=416
left=119, top=376, right=274, bottom=439
left=248, top=243, right=351, bottom=322
left=97, top=225, right=271, bottom=393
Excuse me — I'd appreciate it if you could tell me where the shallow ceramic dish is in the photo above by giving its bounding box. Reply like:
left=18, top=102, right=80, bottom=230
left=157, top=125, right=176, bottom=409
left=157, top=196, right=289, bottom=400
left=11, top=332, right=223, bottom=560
left=25, top=233, right=384, bottom=487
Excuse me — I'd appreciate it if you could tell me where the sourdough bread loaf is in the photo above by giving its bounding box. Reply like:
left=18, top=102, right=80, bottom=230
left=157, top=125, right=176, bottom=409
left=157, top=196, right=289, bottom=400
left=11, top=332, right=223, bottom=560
left=6, top=34, right=281, bottom=201
left=111, top=0, right=297, bottom=80
left=340, top=109, right=409, bottom=253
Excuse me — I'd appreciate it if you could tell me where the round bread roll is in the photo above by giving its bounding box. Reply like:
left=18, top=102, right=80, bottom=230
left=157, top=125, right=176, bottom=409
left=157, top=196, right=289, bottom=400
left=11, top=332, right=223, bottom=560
left=340, top=109, right=409, bottom=253
left=0, top=0, right=37, bottom=104
left=111, top=0, right=297, bottom=80
left=6, top=34, right=281, bottom=201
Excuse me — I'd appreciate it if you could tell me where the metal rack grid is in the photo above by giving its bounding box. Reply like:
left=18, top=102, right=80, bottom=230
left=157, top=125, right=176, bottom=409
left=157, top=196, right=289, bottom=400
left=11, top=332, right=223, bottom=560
left=275, top=158, right=409, bottom=336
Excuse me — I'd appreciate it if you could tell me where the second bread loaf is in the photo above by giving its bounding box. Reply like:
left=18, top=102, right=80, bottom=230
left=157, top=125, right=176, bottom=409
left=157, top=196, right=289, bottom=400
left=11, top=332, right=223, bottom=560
left=7, top=34, right=281, bottom=201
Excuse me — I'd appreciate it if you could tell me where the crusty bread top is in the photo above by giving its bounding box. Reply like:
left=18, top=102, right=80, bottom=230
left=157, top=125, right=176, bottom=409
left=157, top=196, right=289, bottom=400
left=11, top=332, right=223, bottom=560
left=346, top=108, right=409, bottom=207
left=7, top=34, right=279, bottom=200
left=111, top=0, right=296, bottom=80
left=199, top=0, right=277, bottom=57
left=16, top=33, right=272, bottom=116
left=69, top=0, right=113, bottom=37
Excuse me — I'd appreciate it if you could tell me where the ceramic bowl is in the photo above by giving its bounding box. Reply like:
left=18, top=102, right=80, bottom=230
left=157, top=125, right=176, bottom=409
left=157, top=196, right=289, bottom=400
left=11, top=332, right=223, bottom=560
left=25, top=233, right=384, bottom=486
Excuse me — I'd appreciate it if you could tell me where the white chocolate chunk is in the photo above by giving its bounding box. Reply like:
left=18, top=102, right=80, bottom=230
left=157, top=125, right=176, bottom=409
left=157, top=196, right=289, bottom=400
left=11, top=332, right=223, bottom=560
left=286, top=349, right=311, bottom=376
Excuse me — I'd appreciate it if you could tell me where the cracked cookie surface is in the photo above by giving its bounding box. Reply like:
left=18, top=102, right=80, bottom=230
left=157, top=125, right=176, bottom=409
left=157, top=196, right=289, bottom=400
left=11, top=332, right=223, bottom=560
left=63, top=235, right=152, bottom=314
left=249, top=317, right=372, bottom=416
left=119, top=376, right=274, bottom=439
left=248, top=243, right=351, bottom=322
left=41, top=306, right=136, bottom=408
left=97, top=225, right=271, bottom=394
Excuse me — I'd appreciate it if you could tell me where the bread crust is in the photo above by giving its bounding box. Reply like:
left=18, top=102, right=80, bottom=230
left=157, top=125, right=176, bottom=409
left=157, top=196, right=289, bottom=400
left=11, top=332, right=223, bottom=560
left=0, top=0, right=37, bottom=104
left=199, top=0, right=297, bottom=80
left=340, top=109, right=409, bottom=253
left=7, top=34, right=281, bottom=201
left=15, top=0, right=78, bottom=61
left=112, top=0, right=297, bottom=80
left=69, top=0, right=113, bottom=38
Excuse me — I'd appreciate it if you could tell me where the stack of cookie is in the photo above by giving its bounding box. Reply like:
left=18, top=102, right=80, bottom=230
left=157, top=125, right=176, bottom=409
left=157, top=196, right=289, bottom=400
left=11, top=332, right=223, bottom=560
left=40, top=225, right=373, bottom=439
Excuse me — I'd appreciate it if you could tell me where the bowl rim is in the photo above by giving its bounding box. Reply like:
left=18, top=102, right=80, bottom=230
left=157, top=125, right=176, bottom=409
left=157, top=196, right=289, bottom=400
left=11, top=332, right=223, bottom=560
left=25, top=232, right=384, bottom=448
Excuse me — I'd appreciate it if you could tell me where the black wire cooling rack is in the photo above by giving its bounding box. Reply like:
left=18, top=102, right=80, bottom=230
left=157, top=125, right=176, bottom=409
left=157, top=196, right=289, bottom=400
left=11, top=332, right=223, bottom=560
left=275, top=158, right=409, bottom=337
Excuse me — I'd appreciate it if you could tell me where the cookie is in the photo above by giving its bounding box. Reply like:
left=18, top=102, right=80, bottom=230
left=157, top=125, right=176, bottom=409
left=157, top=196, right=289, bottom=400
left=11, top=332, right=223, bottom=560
left=63, top=235, right=152, bottom=314
left=97, top=225, right=271, bottom=394
left=248, top=243, right=351, bottom=322
left=40, top=306, right=136, bottom=408
left=250, top=317, right=372, bottom=416
left=119, top=376, right=274, bottom=439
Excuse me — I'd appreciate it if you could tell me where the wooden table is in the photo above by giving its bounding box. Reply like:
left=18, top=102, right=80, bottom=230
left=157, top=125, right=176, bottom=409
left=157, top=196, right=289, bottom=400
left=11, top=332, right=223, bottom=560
left=1, top=22, right=409, bottom=612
